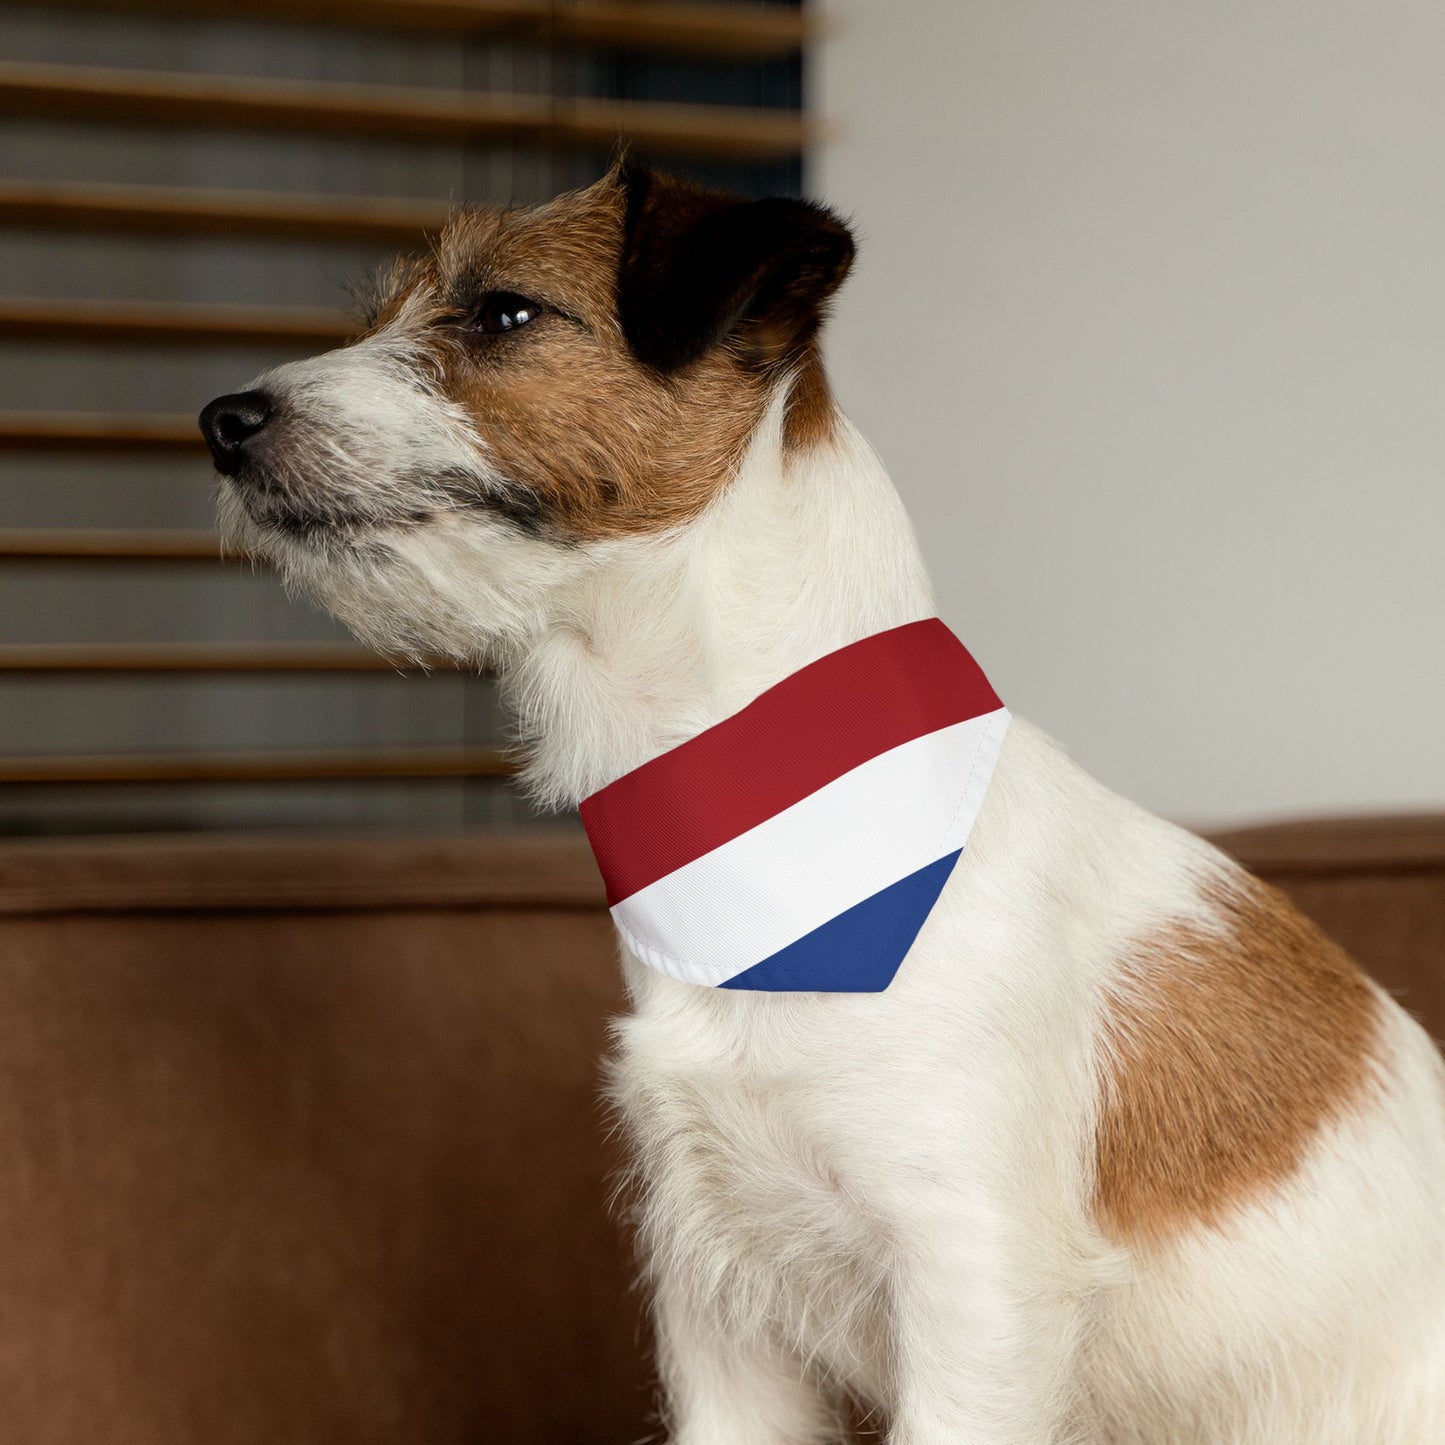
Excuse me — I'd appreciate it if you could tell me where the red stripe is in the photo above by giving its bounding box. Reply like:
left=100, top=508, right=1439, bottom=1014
left=579, top=618, right=1001, bottom=905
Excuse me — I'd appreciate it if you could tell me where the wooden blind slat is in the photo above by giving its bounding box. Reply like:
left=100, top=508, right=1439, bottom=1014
left=0, top=62, right=813, bottom=161
left=0, top=413, right=204, bottom=452
left=28, top=0, right=810, bottom=59
left=0, top=529, right=221, bottom=560
left=0, top=297, right=353, bottom=348
left=0, top=180, right=448, bottom=245
left=0, top=745, right=513, bottom=784
left=0, top=643, right=418, bottom=673
left=546, top=0, right=811, bottom=58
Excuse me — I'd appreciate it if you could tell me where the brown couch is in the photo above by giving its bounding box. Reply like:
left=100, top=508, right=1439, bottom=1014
left=0, top=817, right=1440, bottom=1444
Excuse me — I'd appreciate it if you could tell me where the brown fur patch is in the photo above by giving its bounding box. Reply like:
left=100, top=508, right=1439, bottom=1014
left=366, top=177, right=784, bottom=540
left=782, top=344, right=839, bottom=456
left=1094, top=872, right=1382, bottom=1246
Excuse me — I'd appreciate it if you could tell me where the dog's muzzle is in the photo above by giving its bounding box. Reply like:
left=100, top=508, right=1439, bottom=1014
left=199, top=390, right=274, bottom=477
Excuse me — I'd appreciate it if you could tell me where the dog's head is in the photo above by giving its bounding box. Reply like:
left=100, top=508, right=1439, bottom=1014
left=200, top=163, right=854, bottom=661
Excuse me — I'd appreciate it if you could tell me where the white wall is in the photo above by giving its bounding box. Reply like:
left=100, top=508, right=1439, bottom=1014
left=813, top=0, right=1445, bottom=827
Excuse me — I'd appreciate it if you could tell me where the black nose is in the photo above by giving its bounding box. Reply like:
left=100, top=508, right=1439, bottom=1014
left=199, top=390, right=273, bottom=475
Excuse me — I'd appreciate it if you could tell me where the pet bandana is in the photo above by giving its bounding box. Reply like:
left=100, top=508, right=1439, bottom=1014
left=579, top=619, right=1010, bottom=993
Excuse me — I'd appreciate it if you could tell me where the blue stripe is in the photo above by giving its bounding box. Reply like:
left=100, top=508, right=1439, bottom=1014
left=719, top=849, right=962, bottom=993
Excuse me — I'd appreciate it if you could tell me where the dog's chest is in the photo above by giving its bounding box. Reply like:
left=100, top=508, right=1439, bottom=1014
left=613, top=1001, right=893, bottom=1389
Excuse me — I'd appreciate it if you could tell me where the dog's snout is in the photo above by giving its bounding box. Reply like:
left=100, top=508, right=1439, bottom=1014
left=200, top=390, right=274, bottom=476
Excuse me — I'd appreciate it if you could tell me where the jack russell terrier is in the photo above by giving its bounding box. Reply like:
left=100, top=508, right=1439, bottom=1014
left=201, top=163, right=1445, bottom=1444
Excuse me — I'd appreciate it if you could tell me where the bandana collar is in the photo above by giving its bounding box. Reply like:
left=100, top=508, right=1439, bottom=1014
left=579, top=619, right=1009, bottom=993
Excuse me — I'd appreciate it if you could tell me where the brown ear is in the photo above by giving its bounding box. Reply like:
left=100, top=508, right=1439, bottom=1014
left=616, top=163, right=855, bottom=375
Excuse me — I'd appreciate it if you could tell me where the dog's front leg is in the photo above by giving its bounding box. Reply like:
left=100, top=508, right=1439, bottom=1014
left=885, top=1194, right=1089, bottom=1445
left=653, top=1276, right=840, bottom=1445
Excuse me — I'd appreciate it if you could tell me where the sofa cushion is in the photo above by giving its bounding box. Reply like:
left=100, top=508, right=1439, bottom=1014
left=0, top=817, right=1440, bottom=1441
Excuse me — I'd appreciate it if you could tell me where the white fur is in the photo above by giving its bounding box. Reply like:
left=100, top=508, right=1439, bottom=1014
left=221, top=352, right=1445, bottom=1443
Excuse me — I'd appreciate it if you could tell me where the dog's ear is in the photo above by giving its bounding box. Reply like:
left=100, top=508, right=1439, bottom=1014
left=616, top=162, right=855, bottom=374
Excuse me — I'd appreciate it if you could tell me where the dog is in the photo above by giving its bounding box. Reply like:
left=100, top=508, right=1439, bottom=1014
left=201, top=162, right=1445, bottom=1443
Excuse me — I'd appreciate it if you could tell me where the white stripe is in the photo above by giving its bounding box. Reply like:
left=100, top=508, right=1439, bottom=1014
left=612, top=707, right=1011, bottom=987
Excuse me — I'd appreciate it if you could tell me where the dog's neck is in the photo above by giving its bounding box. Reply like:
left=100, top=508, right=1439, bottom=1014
left=504, top=390, right=938, bottom=809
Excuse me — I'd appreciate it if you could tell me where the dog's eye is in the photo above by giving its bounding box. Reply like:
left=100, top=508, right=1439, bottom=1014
left=471, top=291, right=543, bottom=335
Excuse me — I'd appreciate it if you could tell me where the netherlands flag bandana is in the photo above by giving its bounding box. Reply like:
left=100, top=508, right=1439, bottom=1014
left=578, top=619, right=1010, bottom=993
